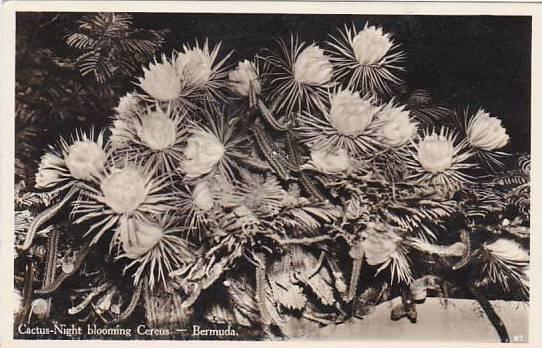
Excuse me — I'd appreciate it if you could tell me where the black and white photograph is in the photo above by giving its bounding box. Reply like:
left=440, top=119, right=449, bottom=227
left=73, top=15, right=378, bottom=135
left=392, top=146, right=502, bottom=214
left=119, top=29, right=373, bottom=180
left=1, top=1, right=540, bottom=346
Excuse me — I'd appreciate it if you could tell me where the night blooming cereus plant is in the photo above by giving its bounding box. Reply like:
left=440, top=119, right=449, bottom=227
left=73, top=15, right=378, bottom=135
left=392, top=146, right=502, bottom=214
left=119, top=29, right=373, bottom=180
left=16, top=22, right=529, bottom=341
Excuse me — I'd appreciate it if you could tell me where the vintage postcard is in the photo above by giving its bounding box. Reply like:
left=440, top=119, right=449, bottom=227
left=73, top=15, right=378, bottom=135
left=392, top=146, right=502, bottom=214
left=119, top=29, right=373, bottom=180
left=1, top=1, right=541, bottom=347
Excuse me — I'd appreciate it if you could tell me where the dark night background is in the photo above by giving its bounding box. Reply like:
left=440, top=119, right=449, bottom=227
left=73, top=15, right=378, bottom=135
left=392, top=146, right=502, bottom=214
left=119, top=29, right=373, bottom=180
left=16, top=13, right=531, bottom=173
left=137, top=14, right=532, bottom=153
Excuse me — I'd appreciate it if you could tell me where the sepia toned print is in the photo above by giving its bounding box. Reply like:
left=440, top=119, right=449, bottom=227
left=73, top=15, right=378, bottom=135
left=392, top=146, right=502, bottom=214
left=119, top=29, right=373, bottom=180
left=11, top=10, right=530, bottom=343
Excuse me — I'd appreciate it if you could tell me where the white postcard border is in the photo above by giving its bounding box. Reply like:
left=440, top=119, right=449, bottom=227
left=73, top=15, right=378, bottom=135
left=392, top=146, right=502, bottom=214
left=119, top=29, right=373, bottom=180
left=1, top=2, right=541, bottom=347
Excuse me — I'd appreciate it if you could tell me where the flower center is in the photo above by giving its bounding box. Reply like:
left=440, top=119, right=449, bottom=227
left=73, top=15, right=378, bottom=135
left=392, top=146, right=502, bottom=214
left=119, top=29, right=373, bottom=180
left=329, top=91, right=376, bottom=136
left=311, top=147, right=351, bottom=174
left=121, top=219, right=164, bottom=259
left=228, top=60, right=261, bottom=96
left=352, top=26, right=393, bottom=65
left=182, top=131, right=225, bottom=178
left=467, top=110, right=509, bottom=150
left=192, top=181, right=215, bottom=211
left=361, top=228, right=401, bottom=265
left=176, top=49, right=213, bottom=88
left=138, top=111, right=177, bottom=151
left=293, top=45, right=333, bottom=85
left=31, top=298, right=50, bottom=317
left=376, top=105, right=416, bottom=148
left=65, top=141, right=107, bottom=180
left=418, top=136, right=454, bottom=173
left=139, top=60, right=181, bottom=102
left=101, top=167, right=148, bottom=214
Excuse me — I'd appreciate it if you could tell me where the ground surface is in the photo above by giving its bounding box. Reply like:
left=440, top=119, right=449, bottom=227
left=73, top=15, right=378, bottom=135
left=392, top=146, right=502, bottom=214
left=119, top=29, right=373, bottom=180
left=306, top=298, right=528, bottom=343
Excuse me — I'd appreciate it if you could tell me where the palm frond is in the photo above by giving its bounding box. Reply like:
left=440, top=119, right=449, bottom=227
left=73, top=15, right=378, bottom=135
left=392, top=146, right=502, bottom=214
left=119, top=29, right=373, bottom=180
left=15, top=190, right=59, bottom=210
left=409, top=106, right=455, bottom=127
left=66, top=13, right=166, bottom=83
left=379, top=184, right=458, bottom=241
left=460, top=184, right=507, bottom=222
left=65, top=33, right=98, bottom=50
left=273, top=200, right=342, bottom=238
left=404, top=89, right=433, bottom=108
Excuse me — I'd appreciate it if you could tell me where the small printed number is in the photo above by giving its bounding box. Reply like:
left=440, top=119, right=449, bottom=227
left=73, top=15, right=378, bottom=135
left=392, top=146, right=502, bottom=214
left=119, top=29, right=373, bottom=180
left=513, top=335, right=525, bottom=342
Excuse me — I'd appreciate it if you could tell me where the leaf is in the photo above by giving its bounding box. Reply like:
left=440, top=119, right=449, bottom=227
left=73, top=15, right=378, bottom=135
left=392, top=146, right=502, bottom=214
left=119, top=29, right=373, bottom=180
left=77, top=50, right=114, bottom=83
left=405, top=89, right=432, bottom=108
left=66, top=12, right=165, bottom=83
left=410, top=106, right=455, bottom=127
left=66, top=33, right=97, bottom=50
left=119, top=37, right=163, bottom=55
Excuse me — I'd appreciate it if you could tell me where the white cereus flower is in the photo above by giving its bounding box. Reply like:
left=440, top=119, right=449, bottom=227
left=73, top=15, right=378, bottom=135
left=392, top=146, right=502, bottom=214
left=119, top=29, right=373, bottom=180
left=179, top=111, right=244, bottom=182
left=417, top=132, right=455, bottom=174
left=35, top=153, right=66, bottom=189
left=361, top=225, right=402, bottom=265
left=375, top=102, right=418, bottom=148
left=176, top=48, right=212, bottom=88
left=176, top=47, right=213, bottom=88
left=31, top=298, right=50, bottom=320
left=65, top=140, right=107, bottom=181
left=35, top=130, right=107, bottom=189
left=137, top=109, right=177, bottom=151
left=177, top=178, right=220, bottom=231
left=138, top=56, right=182, bottom=102
left=309, top=147, right=352, bottom=174
left=100, top=166, right=150, bottom=214
left=73, top=161, right=173, bottom=246
left=212, top=171, right=286, bottom=218
left=121, top=219, right=164, bottom=259
left=293, top=44, right=333, bottom=85
left=119, top=215, right=196, bottom=290
left=267, top=39, right=334, bottom=115
left=329, top=89, right=379, bottom=136
left=297, top=89, right=382, bottom=156
left=181, top=129, right=226, bottom=179
left=110, top=104, right=187, bottom=173
left=407, top=129, right=473, bottom=190
left=352, top=24, right=394, bottom=65
left=228, top=60, right=261, bottom=97
left=484, top=238, right=529, bottom=263
left=174, top=40, right=232, bottom=98
left=192, top=180, right=216, bottom=212
left=483, top=238, right=530, bottom=295
left=114, top=93, right=141, bottom=120
left=467, top=109, right=509, bottom=151
left=328, top=23, right=403, bottom=95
